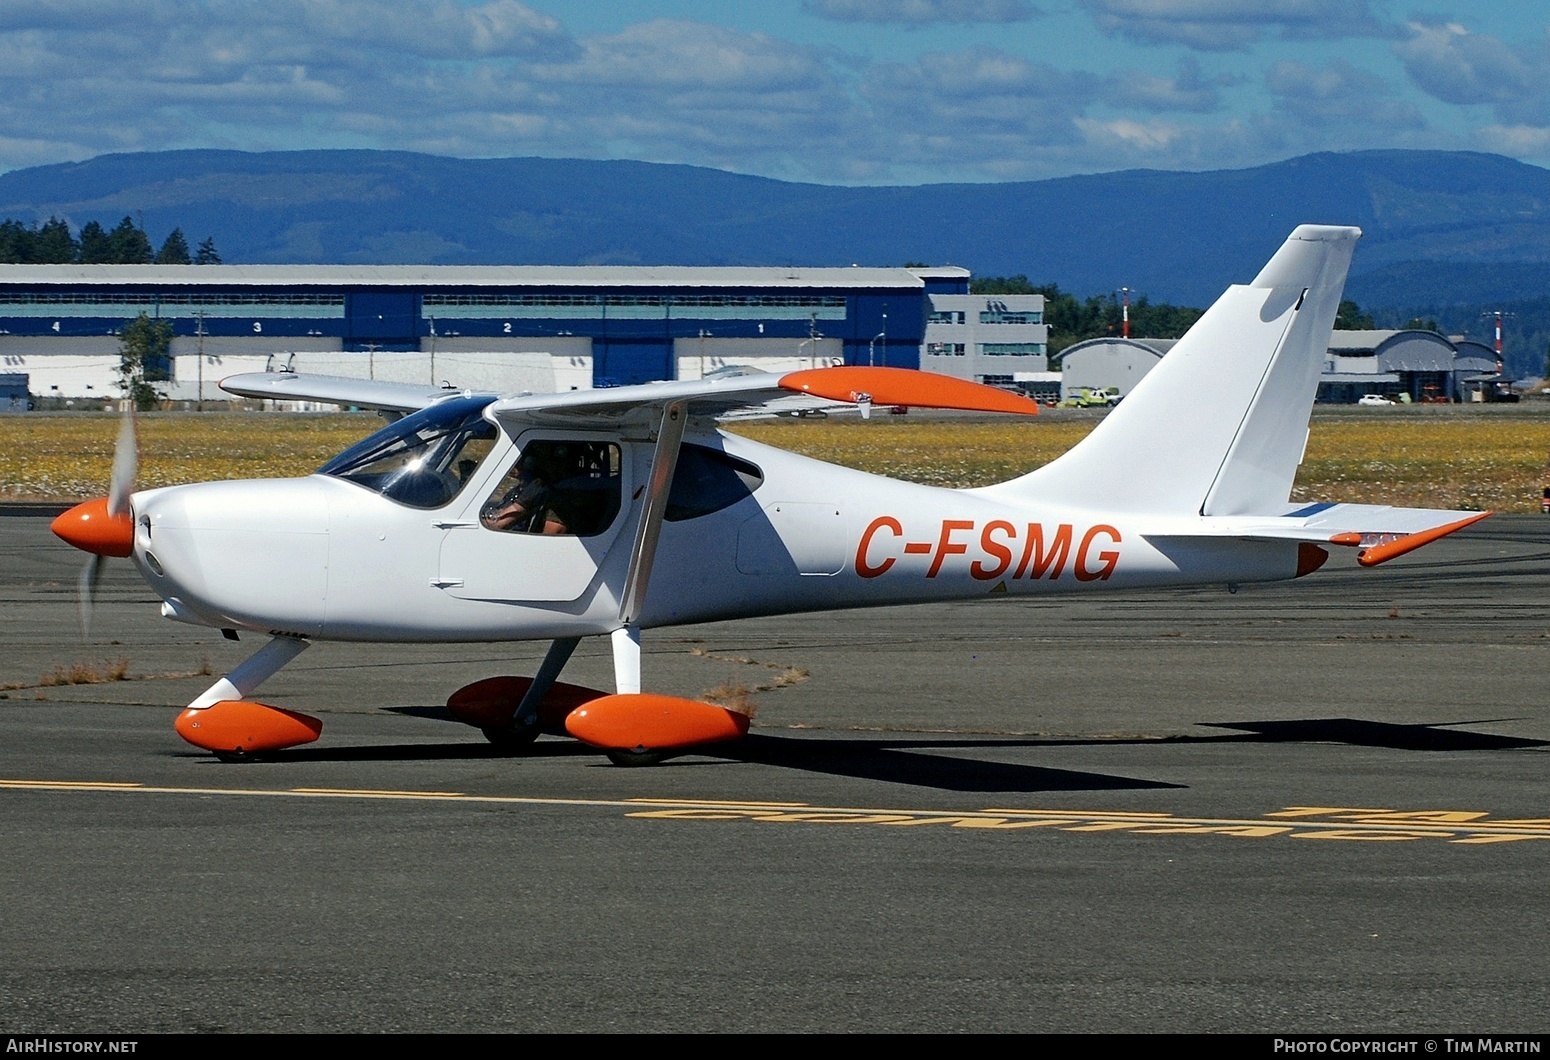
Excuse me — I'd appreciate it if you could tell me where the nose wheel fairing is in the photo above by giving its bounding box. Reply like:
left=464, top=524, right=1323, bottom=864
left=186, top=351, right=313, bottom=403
left=175, top=635, right=323, bottom=758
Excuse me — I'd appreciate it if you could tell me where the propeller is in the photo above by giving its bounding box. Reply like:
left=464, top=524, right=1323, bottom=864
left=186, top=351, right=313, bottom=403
left=55, top=406, right=138, bottom=639
left=108, top=403, right=138, bottom=519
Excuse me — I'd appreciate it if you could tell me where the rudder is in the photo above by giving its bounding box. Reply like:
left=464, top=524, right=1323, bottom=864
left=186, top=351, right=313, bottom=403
left=982, top=225, right=1361, bottom=517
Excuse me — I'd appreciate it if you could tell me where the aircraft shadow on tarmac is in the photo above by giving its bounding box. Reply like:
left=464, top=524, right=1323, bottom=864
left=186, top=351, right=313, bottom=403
left=201, top=709, right=1541, bottom=794
left=1201, top=717, right=1548, bottom=751
left=231, top=705, right=1175, bottom=792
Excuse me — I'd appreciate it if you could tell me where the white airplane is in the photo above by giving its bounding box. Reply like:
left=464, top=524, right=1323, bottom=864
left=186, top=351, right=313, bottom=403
left=51, top=225, right=1487, bottom=765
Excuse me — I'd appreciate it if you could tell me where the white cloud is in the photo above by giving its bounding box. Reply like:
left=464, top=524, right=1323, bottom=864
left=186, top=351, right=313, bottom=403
left=0, top=2, right=1530, bottom=186
left=1393, top=21, right=1539, bottom=107
left=1109, top=59, right=1234, bottom=113
left=1080, top=0, right=1391, bottom=51
left=1265, top=59, right=1424, bottom=130
left=802, top=0, right=1038, bottom=24
left=1475, top=124, right=1550, bottom=159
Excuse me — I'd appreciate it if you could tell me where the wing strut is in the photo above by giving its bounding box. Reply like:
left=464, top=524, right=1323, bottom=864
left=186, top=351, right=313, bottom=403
left=611, top=400, right=687, bottom=693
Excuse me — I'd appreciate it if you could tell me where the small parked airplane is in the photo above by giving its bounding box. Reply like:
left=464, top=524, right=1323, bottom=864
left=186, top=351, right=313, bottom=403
left=52, top=225, right=1487, bottom=764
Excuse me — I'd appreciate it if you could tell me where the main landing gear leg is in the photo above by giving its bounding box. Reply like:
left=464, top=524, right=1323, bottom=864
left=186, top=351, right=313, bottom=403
left=600, top=624, right=666, bottom=767
left=175, top=635, right=319, bottom=760
left=611, top=625, right=641, bottom=695
left=481, top=636, right=581, bottom=749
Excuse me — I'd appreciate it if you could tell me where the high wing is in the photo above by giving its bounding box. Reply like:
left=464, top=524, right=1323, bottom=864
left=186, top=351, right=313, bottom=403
left=221, top=365, right=1042, bottom=424
left=487, top=365, right=1039, bottom=428
left=220, top=371, right=483, bottom=414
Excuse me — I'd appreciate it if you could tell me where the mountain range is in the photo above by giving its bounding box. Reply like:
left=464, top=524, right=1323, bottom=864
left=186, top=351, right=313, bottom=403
left=0, top=148, right=1546, bottom=375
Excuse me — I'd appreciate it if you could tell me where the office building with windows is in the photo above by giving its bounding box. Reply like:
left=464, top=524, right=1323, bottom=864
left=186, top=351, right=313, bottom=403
left=920, top=293, right=1049, bottom=388
left=0, top=263, right=971, bottom=402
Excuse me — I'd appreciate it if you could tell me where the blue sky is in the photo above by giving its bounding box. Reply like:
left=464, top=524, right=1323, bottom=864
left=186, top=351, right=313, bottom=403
left=2, top=0, right=1547, bottom=184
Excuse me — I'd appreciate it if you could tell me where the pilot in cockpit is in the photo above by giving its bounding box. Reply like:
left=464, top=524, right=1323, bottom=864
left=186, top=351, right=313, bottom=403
left=480, top=446, right=571, bottom=535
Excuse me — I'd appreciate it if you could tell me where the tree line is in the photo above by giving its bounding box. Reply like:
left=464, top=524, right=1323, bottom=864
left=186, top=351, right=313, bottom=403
left=0, top=215, right=220, bottom=265
left=969, top=275, right=1204, bottom=356
left=970, top=276, right=1449, bottom=361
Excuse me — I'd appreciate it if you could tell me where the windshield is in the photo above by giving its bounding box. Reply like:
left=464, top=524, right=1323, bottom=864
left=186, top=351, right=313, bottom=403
left=319, top=396, right=499, bottom=509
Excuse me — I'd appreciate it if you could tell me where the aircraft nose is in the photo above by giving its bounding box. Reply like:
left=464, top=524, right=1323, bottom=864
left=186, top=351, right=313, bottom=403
left=51, top=497, right=133, bottom=558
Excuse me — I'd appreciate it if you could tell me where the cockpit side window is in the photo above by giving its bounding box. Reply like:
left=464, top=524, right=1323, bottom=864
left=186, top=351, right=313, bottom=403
left=665, top=444, right=763, bottom=521
left=318, top=396, right=498, bottom=510
left=480, top=440, right=622, bottom=537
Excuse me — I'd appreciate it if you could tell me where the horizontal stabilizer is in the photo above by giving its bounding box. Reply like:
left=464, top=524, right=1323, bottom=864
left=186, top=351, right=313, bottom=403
left=1156, top=504, right=1491, bottom=567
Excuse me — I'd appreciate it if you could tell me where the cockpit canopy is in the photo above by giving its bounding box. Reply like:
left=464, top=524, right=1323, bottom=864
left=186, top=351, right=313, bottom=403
left=318, top=396, right=498, bottom=509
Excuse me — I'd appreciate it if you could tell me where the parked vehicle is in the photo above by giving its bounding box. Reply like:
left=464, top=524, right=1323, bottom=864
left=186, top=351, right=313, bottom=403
left=1062, top=386, right=1121, bottom=408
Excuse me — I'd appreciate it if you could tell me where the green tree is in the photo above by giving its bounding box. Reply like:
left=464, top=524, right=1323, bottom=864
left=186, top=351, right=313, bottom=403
left=107, top=216, right=153, bottom=263
left=156, top=228, right=191, bottom=264
left=78, top=220, right=111, bottom=263
left=0, top=219, right=29, bottom=262
left=1403, top=316, right=1440, bottom=333
left=117, top=313, right=172, bottom=410
left=195, top=236, right=221, bottom=265
left=33, top=217, right=77, bottom=263
left=1335, top=299, right=1374, bottom=330
left=970, top=274, right=1039, bottom=295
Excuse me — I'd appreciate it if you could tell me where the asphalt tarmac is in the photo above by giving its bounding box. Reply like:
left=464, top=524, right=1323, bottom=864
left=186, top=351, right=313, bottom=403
left=2, top=510, right=1547, bottom=1033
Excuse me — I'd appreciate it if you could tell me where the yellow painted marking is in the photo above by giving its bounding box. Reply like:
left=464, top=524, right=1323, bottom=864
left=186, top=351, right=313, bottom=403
left=757, top=812, right=919, bottom=824
left=1293, top=829, right=1456, bottom=842
left=0, top=780, right=142, bottom=790
left=628, top=798, right=808, bottom=808
left=987, top=808, right=1168, bottom=818
left=628, top=808, right=774, bottom=821
left=883, top=815, right=1007, bottom=827
left=291, top=787, right=465, bottom=798
left=949, top=818, right=1069, bottom=830
left=1269, top=806, right=1391, bottom=818
left=0, top=781, right=1544, bottom=847
left=1477, top=818, right=1550, bottom=828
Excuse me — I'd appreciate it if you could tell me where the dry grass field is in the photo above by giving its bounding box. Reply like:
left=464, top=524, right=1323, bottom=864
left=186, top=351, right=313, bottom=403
left=3, top=405, right=1548, bottom=513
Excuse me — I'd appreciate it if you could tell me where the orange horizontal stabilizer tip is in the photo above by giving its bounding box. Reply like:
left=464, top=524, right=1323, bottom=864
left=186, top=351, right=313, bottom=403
left=564, top=693, right=751, bottom=752
left=174, top=701, right=323, bottom=755
left=1357, top=512, right=1491, bottom=568
left=779, top=366, right=1039, bottom=415
left=447, top=676, right=610, bottom=731
left=51, top=497, right=133, bottom=558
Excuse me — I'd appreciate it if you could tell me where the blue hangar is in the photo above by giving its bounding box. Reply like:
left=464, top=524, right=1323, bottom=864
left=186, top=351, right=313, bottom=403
left=0, top=263, right=973, bottom=401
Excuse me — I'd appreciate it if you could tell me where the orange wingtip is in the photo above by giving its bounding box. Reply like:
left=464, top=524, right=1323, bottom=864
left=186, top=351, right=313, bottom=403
left=779, top=367, right=1039, bottom=415
left=174, top=701, right=323, bottom=755
left=446, top=676, right=610, bottom=731
left=1357, top=512, right=1491, bottom=568
left=51, top=497, right=133, bottom=558
left=564, top=693, right=751, bottom=751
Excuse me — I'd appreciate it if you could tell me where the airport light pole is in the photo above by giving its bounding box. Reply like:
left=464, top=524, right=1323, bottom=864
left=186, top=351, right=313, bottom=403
left=195, top=311, right=205, bottom=411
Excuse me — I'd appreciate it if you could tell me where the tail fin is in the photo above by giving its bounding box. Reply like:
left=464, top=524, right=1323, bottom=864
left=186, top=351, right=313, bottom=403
left=994, top=225, right=1360, bottom=517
